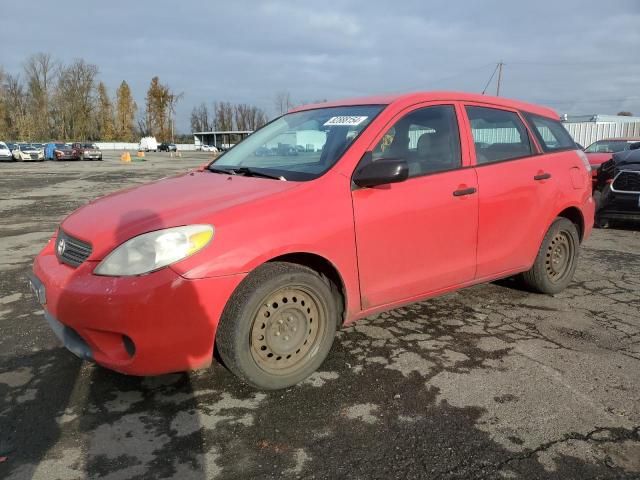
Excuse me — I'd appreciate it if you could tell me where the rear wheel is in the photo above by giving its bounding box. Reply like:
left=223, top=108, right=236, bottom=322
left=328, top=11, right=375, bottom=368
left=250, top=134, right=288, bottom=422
left=216, top=262, right=339, bottom=390
left=520, top=217, right=579, bottom=294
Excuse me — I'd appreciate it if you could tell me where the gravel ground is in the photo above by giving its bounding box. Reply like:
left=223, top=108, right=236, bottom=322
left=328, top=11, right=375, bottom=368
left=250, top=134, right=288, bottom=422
left=0, top=152, right=639, bottom=480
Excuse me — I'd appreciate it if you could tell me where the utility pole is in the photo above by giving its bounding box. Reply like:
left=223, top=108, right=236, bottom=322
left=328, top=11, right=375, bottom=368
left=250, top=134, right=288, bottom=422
left=496, top=61, right=504, bottom=96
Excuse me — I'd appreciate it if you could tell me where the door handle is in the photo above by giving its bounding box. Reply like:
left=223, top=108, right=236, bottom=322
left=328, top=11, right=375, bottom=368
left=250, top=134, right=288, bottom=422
left=534, top=172, right=551, bottom=181
left=453, top=187, right=477, bottom=197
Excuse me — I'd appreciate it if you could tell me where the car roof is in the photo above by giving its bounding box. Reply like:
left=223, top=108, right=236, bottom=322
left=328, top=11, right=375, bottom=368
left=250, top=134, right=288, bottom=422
left=290, top=91, right=559, bottom=119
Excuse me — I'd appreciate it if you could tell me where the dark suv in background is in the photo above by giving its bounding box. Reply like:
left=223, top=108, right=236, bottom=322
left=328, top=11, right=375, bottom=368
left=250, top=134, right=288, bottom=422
left=594, top=144, right=640, bottom=227
left=158, top=143, right=177, bottom=152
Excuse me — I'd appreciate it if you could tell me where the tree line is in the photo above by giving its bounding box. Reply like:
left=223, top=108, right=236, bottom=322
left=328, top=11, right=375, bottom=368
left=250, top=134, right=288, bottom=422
left=0, top=53, right=140, bottom=142
left=190, top=91, right=328, bottom=134
left=0, top=53, right=189, bottom=142
left=0, top=53, right=327, bottom=143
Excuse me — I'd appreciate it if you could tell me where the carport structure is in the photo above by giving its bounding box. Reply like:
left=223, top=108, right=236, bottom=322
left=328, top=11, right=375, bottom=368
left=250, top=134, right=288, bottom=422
left=193, top=130, right=252, bottom=150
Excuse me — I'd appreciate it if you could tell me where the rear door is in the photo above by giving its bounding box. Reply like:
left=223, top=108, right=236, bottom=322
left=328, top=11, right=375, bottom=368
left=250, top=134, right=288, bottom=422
left=351, top=103, right=478, bottom=309
left=461, top=104, right=558, bottom=278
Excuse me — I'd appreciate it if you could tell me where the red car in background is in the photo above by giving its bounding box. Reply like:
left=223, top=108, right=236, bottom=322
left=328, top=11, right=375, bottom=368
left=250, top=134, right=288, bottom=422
left=71, top=142, right=103, bottom=161
left=584, top=138, right=640, bottom=187
left=29, top=91, right=594, bottom=389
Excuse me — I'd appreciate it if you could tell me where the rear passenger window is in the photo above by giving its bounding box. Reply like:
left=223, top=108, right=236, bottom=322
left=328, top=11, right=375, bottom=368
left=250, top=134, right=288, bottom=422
left=523, top=113, right=577, bottom=152
left=465, top=106, right=533, bottom=164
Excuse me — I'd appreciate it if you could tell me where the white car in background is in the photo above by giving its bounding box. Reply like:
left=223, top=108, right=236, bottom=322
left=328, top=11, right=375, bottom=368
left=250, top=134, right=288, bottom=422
left=0, top=142, right=12, bottom=161
left=13, top=143, right=44, bottom=161
left=200, top=144, right=219, bottom=153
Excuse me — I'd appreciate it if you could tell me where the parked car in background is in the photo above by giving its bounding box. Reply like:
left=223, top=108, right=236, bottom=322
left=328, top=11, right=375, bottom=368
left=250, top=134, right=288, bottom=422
left=584, top=138, right=640, bottom=186
left=139, top=136, right=159, bottom=152
left=71, top=143, right=102, bottom=161
left=594, top=145, right=640, bottom=227
left=29, top=92, right=594, bottom=390
left=46, top=142, right=77, bottom=161
left=158, top=142, right=177, bottom=152
left=200, top=144, right=219, bottom=153
left=13, top=143, right=44, bottom=161
left=0, top=142, right=12, bottom=161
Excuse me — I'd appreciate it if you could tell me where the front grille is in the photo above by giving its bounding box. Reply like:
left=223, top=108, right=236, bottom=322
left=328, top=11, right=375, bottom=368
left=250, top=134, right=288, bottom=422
left=56, top=230, right=92, bottom=267
left=612, top=171, right=640, bottom=193
left=30, top=153, right=38, bottom=159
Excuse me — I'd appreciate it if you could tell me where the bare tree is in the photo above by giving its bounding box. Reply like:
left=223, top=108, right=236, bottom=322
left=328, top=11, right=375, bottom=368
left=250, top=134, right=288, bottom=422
left=55, top=59, right=99, bottom=140
left=3, top=74, right=30, bottom=139
left=24, top=53, right=58, bottom=139
left=213, top=101, right=234, bottom=131
left=190, top=103, right=211, bottom=132
left=234, top=103, right=268, bottom=131
left=274, top=91, right=294, bottom=115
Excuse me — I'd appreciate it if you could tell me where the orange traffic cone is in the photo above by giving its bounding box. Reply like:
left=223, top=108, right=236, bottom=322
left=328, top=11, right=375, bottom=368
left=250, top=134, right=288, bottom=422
left=120, top=151, right=131, bottom=162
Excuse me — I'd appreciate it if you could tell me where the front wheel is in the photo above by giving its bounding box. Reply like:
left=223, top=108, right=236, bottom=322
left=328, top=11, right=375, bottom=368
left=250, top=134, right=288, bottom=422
left=216, top=262, right=340, bottom=390
left=520, top=217, right=580, bottom=294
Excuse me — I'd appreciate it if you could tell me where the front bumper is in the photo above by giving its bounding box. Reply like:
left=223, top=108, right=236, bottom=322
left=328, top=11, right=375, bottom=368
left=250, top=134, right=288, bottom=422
left=54, top=153, right=79, bottom=160
left=597, top=185, right=640, bottom=223
left=30, top=239, right=246, bottom=375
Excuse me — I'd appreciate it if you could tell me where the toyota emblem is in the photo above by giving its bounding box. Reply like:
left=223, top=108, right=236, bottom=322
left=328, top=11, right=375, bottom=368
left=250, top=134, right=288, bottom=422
left=57, top=237, right=66, bottom=257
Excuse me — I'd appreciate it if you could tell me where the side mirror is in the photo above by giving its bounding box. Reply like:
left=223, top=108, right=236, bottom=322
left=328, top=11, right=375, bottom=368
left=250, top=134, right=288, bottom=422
left=353, top=157, right=409, bottom=188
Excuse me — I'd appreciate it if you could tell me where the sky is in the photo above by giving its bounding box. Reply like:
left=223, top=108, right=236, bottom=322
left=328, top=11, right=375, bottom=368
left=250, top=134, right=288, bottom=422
left=2, top=0, right=639, bottom=133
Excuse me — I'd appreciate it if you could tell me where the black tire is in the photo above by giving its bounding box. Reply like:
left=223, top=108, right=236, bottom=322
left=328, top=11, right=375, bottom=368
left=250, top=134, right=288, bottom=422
left=520, top=217, right=580, bottom=294
left=216, top=262, right=340, bottom=390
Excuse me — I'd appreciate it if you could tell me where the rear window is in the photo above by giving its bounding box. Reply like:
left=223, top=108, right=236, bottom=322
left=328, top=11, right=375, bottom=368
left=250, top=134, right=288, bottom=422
left=523, top=113, right=577, bottom=152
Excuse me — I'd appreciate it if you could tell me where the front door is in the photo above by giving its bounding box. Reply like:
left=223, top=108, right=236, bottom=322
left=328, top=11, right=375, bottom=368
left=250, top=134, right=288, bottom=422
left=351, top=104, right=478, bottom=309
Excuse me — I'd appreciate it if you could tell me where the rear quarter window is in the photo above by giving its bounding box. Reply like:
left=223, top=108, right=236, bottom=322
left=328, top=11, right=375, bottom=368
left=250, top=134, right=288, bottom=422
left=523, top=113, right=577, bottom=152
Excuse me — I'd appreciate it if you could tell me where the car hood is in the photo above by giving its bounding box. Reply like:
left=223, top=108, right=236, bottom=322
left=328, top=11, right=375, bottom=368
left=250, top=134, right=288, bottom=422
left=60, top=170, right=301, bottom=259
left=613, top=150, right=640, bottom=171
left=586, top=152, right=613, bottom=166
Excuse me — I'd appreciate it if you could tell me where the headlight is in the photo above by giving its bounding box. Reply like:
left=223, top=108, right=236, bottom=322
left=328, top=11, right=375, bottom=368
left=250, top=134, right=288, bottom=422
left=94, top=225, right=214, bottom=276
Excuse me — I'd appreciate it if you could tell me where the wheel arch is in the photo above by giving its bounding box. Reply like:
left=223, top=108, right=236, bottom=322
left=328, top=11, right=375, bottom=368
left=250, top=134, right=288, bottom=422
left=265, top=252, right=349, bottom=325
left=557, top=206, right=585, bottom=242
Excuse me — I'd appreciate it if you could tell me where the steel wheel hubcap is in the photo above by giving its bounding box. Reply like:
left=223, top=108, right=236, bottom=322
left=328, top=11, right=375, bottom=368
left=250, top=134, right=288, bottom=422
left=250, top=287, right=323, bottom=374
left=545, top=231, right=573, bottom=282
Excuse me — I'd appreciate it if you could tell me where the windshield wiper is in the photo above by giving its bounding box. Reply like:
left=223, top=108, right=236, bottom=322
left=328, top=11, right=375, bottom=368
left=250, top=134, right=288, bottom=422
left=208, top=166, right=235, bottom=175
left=232, top=167, right=286, bottom=180
left=208, top=165, right=286, bottom=180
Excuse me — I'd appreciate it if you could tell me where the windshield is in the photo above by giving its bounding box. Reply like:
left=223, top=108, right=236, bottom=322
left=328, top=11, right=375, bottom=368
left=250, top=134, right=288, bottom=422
left=83, top=143, right=95, bottom=148
left=210, top=105, right=384, bottom=181
left=55, top=143, right=67, bottom=149
left=585, top=140, right=635, bottom=153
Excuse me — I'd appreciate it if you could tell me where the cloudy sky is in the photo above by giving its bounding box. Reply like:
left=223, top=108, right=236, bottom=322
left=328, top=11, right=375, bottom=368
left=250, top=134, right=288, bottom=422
left=2, top=0, right=639, bottom=132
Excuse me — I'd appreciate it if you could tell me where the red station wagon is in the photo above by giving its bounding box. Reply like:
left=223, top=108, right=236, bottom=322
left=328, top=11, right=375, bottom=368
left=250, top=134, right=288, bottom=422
left=29, top=92, right=594, bottom=389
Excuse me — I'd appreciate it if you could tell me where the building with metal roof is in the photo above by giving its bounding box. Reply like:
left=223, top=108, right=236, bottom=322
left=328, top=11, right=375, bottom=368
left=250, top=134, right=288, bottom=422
left=193, top=130, right=253, bottom=150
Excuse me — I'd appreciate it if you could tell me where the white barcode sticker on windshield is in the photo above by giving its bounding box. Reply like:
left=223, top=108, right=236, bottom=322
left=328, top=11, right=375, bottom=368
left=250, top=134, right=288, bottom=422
left=323, top=116, right=368, bottom=126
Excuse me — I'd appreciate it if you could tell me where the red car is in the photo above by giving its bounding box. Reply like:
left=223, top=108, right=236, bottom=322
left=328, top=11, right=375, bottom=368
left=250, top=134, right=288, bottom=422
left=71, top=142, right=103, bottom=161
left=29, top=92, right=594, bottom=389
left=584, top=138, right=640, bottom=187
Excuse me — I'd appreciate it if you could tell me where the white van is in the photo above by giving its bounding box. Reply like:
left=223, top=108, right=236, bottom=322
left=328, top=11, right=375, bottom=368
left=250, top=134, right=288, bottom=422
left=139, top=136, right=159, bottom=152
